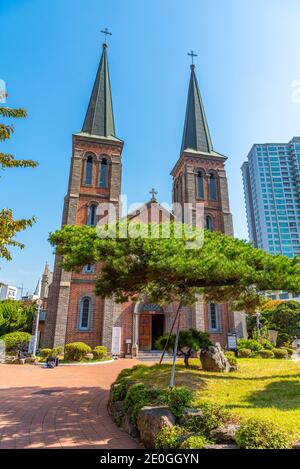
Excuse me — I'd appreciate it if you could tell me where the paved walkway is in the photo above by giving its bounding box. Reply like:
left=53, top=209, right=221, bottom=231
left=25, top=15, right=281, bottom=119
left=0, top=359, right=142, bottom=449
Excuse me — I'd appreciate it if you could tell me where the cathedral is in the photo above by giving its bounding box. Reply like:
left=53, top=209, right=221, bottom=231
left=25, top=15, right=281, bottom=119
left=43, top=40, right=244, bottom=357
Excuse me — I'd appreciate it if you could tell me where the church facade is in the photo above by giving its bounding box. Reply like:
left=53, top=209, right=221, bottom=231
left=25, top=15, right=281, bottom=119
left=43, top=41, right=243, bottom=356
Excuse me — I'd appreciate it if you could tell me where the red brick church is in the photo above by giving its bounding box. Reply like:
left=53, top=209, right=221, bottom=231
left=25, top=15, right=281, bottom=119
left=43, top=39, right=245, bottom=356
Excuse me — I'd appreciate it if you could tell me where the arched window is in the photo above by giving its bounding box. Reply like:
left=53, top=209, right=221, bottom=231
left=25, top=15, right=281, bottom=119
left=99, top=158, right=108, bottom=188
left=83, top=264, right=95, bottom=274
left=206, top=215, right=213, bottom=231
left=209, top=173, right=217, bottom=200
left=79, top=297, right=92, bottom=330
left=88, top=204, right=97, bottom=227
left=197, top=172, right=204, bottom=198
left=84, top=155, right=93, bottom=185
left=208, top=304, right=220, bottom=332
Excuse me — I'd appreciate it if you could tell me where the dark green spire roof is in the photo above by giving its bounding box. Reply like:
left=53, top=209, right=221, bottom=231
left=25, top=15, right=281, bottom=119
left=82, top=43, right=116, bottom=138
left=181, top=64, right=213, bottom=154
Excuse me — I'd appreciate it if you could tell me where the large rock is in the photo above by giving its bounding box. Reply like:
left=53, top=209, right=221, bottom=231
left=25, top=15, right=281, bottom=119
left=4, top=356, right=16, bottom=364
left=204, top=443, right=239, bottom=450
left=179, top=407, right=204, bottom=426
left=211, top=423, right=240, bottom=442
left=200, top=343, right=230, bottom=372
left=137, top=406, right=176, bottom=449
left=108, top=400, right=124, bottom=423
left=122, top=408, right=138, bottom=438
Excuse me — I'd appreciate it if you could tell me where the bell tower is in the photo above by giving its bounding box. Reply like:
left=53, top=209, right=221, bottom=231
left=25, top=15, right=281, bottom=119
left=43, top=38, right=123, bottom=349
left=170, top=55, right=234, bottom=345
left=171, top=58, right=233, bottom=235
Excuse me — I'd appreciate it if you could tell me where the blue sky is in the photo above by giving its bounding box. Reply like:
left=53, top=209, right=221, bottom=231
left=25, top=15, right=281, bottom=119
left=1, top=0, right=300, bottom=294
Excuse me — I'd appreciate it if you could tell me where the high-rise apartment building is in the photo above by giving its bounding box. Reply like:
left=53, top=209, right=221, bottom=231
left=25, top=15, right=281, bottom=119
left=242, top=137, right=300, bottom=258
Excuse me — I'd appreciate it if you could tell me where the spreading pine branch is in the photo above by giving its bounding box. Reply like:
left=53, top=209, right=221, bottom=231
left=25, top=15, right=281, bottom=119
left=0, top=153, right=37, bottom=170
left=0, top=107, right=27, bottom=118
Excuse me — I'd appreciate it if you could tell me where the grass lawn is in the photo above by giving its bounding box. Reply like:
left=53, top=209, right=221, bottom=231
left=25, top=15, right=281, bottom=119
left=130, top=358, right=300, bottom=441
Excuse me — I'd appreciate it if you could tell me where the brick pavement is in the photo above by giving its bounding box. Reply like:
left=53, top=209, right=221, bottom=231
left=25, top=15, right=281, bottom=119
left=0, top=359, right=142, bottom=449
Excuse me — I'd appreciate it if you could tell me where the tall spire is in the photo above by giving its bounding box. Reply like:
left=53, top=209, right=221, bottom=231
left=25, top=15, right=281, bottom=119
left=82, top=43, right=116, bottom=138
left=181, top=63, right=213, bottom=154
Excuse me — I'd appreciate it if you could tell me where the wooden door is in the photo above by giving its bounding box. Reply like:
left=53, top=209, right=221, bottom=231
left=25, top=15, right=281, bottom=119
left=139, top=314, right=152, bottom=350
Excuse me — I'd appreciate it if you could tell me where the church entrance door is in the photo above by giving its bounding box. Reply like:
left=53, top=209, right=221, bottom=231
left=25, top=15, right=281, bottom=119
left=139, top=312, right=165, bottom=351
left=152, top=314, right=164, bottom=349
left=139, top=314, right=152, bottom=350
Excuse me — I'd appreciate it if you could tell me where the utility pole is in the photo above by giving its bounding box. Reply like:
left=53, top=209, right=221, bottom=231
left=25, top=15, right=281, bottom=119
left=32, top=299, right=43, bottom=356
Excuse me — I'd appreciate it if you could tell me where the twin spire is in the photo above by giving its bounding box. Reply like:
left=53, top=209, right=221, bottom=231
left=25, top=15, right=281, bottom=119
left=82, top=40, right=213, bottom=155
left=181, top=64, right=213, bottom=154
left=82, top=43, right=115, bottom=138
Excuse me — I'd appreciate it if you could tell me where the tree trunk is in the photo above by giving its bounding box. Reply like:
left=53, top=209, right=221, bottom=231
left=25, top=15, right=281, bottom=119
left=184, top=354, right=189, bottom=367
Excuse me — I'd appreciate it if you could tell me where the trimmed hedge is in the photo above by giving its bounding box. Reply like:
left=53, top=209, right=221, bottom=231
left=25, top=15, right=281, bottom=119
left=238, top=348, right=252, bottom=358
left=159, top=387, right=193, bottom=418
left=40, top=348, right=52, bottom=358
left=183, top=401, right=232, bottom=437
left=180, top=434, right=208, bottom=449
left=235, top=418, right=291, bottom=449
left=93, top=346, right=107, bottom=359
left=154, top=426, right=187, bottom=449
left=64, top=342, right=91, bottom=361
left=0, top=331, right=31, bottom=351
left=225, top=351, right=238, bottom=366
left=273, top=348, right=288, bottom=359
left=258, top=349, right=274, bottom=359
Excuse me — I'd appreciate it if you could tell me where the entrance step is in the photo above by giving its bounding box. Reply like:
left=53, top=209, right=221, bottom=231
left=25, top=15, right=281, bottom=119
left=137, top=351, right=173, bottom=362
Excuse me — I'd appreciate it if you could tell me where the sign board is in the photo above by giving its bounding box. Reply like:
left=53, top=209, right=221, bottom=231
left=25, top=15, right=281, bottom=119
left=268, top=330, right=278, bottom=346
left=111, top=327, right=121, bottom=356
left=227, top=333, right=237, bottom=351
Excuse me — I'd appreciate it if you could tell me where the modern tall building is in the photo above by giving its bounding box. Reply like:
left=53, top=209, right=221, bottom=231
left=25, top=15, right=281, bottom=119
left=242, top=137, right=300, bottom=258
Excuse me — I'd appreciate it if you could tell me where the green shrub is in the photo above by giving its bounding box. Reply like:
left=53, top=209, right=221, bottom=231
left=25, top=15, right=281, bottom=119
left=116, top=368, right=134, bottom=382
left=225, top=351, right=238, bottom=366
left=116, top=364, right=149, bottom=382
left=159, top=387, right=193, bottom=418
left=111, top=380, right=127, bottom=403
left=180, top=434, right=208, bottom=449
left=237, top=339, right=263, bottom=352
left=285, top=347, right=295, bottom=356
left=183, top=402, right=232, bottom=437
left=259, top=338, right=275, bottom=350
left=64, top=342, right=91, bottom=361
left=0, top=331, right=31, bottom=351
left=257, top=349, right=274, bottom=359
left=93, top=346, right=108, bottom=359
left=235, top=418, right=291, bottom=449
left=154, top=426, right=188, bottom=449
left=40, top=348, right=52, bottom=358
left=238, top=348, right=252, bottom=358
left=124, top=383, right=158, bottom=424
left=273, top=348, right=288, bottom=359
left=51, top=346, right=63, bottom=357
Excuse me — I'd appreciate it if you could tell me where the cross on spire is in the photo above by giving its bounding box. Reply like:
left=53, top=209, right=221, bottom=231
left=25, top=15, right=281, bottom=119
left=101, top=27, right=112, bottom=44
left=149, top=188, right=158, bottom=202
left=187, top=50, right=198, bottom=65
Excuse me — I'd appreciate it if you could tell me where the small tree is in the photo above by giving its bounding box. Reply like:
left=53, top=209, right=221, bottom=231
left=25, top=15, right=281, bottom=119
left=155, top=329, right=212, bottom=367
left=0, top=299, right=35, bottom=335
left=0, top=98, right=37, bottom=260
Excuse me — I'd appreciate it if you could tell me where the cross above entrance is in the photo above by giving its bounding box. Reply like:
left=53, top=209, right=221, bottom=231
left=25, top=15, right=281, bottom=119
left=149, top=188, right=158, bottom=202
